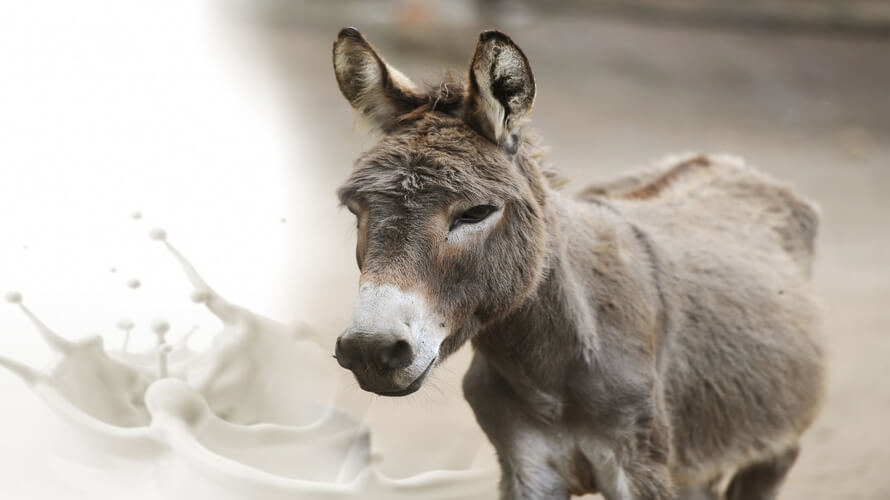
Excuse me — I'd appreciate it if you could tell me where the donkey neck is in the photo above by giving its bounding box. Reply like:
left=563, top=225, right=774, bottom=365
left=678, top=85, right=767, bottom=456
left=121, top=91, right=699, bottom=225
left=471, top=187, right=665, bottom=420
left=473, top=192, right=596, bottom=391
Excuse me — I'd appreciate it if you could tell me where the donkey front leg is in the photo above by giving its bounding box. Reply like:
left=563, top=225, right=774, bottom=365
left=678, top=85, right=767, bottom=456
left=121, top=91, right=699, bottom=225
left=498, top=431, right=571, bottom=500
left=463, top=354, right=570, bottom=500
left=569, top=368, right=676, bottom=500
left=576, top=430, right=675, bottom=500
left=617, top=449, right=675, bottom=500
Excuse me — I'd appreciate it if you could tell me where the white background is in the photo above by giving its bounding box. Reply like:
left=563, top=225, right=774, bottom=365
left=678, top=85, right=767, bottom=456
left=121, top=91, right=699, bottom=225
left=0, top=1, right=347, bottom=497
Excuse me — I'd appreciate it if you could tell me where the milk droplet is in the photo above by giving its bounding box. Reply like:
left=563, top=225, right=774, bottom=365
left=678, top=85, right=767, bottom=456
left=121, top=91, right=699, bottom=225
left=4, top=291, right=22, bottom=304
left=149, top=228, right=167, bottom=241
left=280, top=217, right=287, bottom=223
left=151, top=319, right=170, bottom=338
left=110, top=267, right=117, bottom=273
left=131, top=211, right=143, bottom=220
left=190, top=289, right=209, bottom=304
left=127, top=278, right=141, bottom=289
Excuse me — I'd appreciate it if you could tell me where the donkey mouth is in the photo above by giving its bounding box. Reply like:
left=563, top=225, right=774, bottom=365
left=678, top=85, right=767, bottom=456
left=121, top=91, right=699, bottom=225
left=375, top=357, right=437, bottom=397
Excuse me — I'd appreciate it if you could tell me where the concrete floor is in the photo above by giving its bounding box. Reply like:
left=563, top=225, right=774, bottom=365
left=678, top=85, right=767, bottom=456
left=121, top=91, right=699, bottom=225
left=249, top=8, right=890, bottom=499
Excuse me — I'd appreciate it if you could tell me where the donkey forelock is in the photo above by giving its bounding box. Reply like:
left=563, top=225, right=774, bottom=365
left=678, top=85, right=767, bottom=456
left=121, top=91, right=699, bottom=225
left=339, top=116, right=521, bottom=204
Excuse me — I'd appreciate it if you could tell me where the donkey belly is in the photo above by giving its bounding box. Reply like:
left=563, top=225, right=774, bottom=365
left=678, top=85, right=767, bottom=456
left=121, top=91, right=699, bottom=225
left=661, top=251, right=825, bottom=486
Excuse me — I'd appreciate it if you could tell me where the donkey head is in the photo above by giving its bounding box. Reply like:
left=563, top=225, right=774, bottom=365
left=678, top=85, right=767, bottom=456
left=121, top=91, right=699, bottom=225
left=332, top=28, right=550, bottom=396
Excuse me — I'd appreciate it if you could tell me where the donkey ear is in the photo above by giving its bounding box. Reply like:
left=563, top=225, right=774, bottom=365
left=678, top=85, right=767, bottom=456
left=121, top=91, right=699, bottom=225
left=333, top=28, right=422, bottom=131
left=464, top=31, right=535, bottom=154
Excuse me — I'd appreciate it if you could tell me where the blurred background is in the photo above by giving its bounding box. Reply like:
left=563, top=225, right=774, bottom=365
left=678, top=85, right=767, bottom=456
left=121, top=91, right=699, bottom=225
left=1, top=0, right=888, bottom=498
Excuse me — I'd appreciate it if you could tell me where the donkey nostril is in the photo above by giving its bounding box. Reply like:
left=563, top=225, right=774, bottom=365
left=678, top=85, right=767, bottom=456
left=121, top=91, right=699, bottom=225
left=378, top=339, right=413, bottom=371
left=335, top=337, right=361, bottom=370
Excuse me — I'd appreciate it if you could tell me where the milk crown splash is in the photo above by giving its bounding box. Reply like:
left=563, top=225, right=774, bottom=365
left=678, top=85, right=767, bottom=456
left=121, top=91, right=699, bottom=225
left=0, top=225, right=496, bottom=499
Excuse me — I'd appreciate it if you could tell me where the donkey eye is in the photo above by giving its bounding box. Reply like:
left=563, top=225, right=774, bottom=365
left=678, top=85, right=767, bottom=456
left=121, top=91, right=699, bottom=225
left=452, top=205, right=497, bottom=229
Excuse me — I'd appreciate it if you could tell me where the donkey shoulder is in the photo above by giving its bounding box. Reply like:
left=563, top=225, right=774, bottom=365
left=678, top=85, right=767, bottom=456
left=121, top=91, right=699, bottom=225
left=578, top=153, right=820, bottom=274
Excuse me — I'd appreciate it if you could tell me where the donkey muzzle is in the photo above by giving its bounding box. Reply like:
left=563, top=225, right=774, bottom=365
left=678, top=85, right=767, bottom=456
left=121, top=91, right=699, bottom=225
left=335, top=283, right=444, bottom=396
left=335, top=333, right=414, bottom=372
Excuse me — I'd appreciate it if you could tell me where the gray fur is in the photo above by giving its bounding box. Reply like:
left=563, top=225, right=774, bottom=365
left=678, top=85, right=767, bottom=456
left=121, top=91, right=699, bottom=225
left=332, top=29, right=825, bottom=500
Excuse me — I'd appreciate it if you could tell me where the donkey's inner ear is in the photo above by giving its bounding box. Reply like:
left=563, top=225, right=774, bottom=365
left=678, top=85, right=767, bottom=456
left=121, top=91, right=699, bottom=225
left=332, top=27, right=423, bottom=131
left=464, top=30, right=535, bottom=154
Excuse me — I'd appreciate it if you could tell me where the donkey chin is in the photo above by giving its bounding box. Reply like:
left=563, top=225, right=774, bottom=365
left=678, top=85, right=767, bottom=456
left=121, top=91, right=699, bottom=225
left=335, top=283, right=446, bottom=396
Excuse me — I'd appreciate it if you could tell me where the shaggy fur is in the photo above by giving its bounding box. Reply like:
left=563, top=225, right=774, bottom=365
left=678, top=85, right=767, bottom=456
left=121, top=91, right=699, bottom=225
left=332, top=28, right=825, bottom=500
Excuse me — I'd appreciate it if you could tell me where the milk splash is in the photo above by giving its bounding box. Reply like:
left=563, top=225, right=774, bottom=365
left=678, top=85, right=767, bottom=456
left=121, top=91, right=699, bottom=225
left=0, top=228, right=496, bottom=500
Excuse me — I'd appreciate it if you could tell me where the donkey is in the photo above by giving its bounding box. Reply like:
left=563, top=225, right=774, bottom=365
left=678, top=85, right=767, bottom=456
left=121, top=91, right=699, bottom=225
left=331, top=28, right=825, bottom=500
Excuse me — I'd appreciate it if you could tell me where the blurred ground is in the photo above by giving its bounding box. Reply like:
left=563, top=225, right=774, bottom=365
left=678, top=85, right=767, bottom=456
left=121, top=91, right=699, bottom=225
left=239, top=2, right=889, bottom=498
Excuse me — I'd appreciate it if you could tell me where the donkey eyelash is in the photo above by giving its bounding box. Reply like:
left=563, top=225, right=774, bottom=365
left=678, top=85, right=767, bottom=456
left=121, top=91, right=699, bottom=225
left=450, top=205, right=499, bottom=231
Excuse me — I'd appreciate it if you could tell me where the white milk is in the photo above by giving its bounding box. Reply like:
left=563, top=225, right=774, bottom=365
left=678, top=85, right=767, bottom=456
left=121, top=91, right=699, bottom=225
left=0, top=229, right=497, bottom=500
